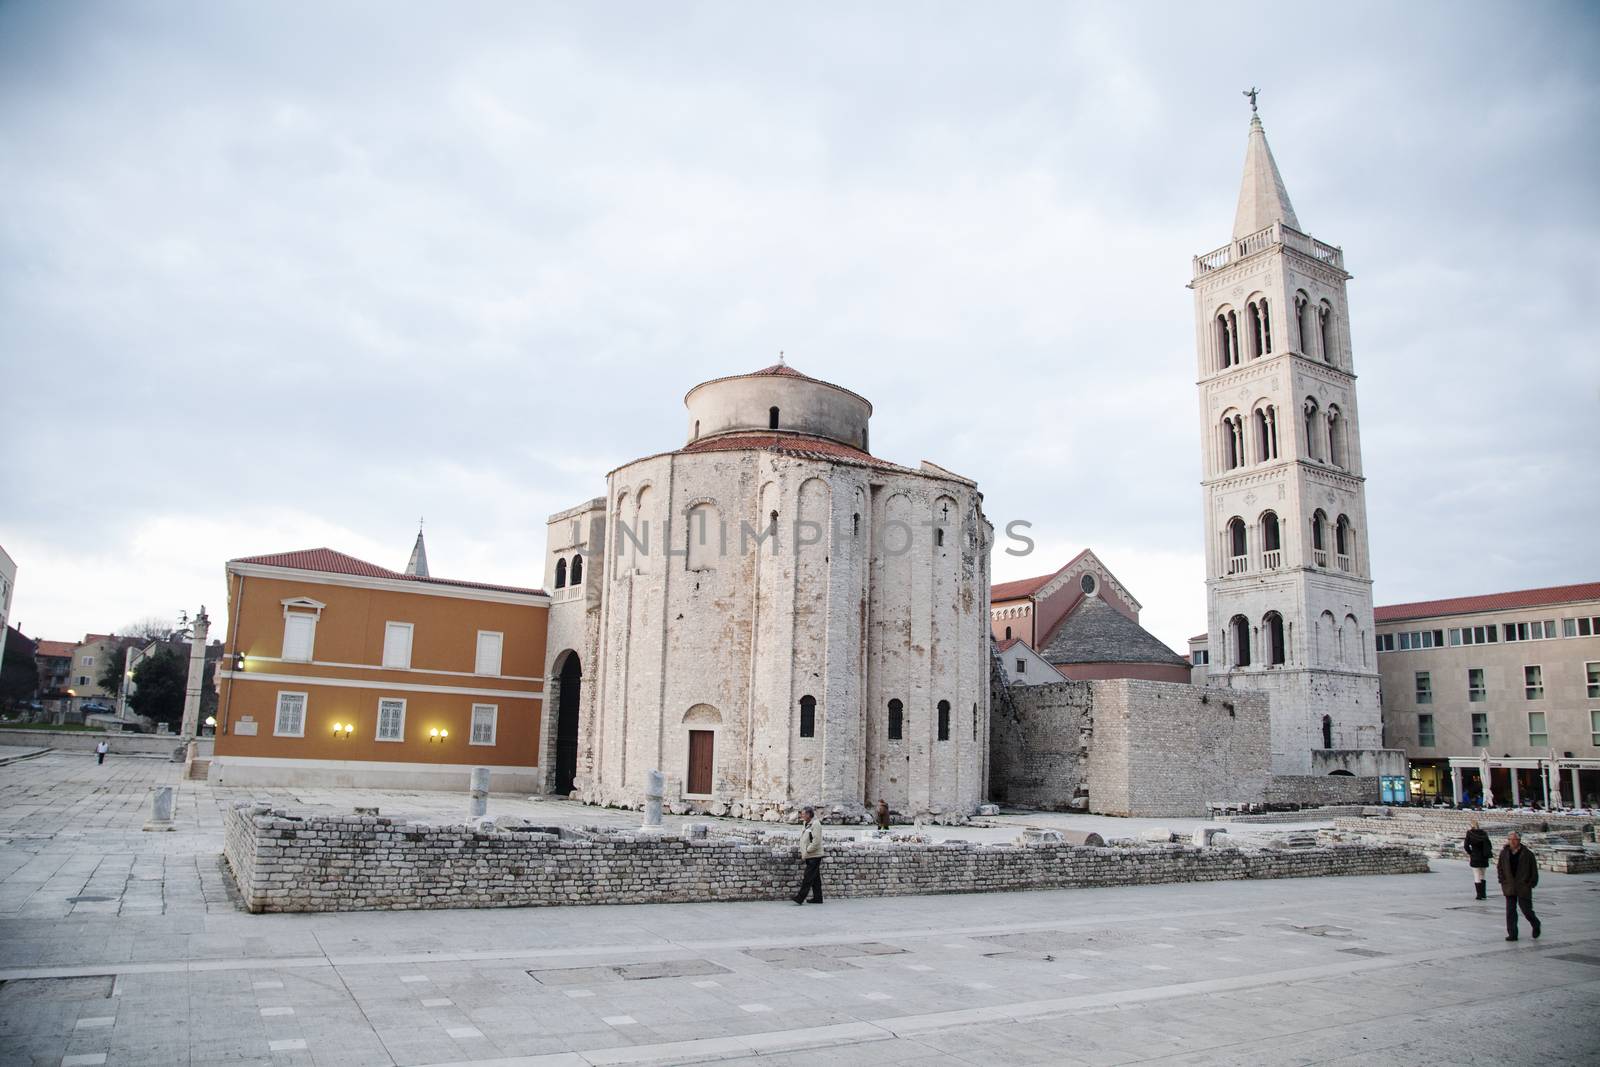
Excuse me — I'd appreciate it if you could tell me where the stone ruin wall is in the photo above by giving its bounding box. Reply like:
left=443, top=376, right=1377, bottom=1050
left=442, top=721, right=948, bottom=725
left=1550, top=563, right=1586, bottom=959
left=1266, top=774, right=1379, bottom=807
left=988, top=677, right=1271, bottom=817
left=221, top=803, right=1428, bottom=914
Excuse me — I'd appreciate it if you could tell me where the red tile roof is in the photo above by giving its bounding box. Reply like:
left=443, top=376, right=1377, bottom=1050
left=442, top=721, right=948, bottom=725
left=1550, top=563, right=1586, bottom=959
left=232, top=548, right=545, bottom=597
left=1375, top=581, right=1600, bottom=624
left=679, top=431, right=911, bottom=471
left=995, top=636, right=1021, bottom=652
left=990, top=550, right=1094, bottom=603
left=35, top=640, right=76, bottom=658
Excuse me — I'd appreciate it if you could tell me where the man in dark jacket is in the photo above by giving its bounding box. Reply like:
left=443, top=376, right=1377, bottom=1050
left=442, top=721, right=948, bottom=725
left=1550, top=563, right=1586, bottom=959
left=1463, top=820, right=1492, bottom=899
left=1496, top=831, right=1541, bottom=941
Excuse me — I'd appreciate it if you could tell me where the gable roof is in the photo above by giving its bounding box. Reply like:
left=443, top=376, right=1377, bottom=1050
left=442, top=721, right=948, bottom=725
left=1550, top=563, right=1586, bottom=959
left=1375, top=581, right=1600, bottom=624
left=1037, top=594, right=1189, bottom=667
left=35, top=639, right=76, bottom=658
left=231, top=548, right=544, bottom=597
left=991, top=549, right=1094, bottom=603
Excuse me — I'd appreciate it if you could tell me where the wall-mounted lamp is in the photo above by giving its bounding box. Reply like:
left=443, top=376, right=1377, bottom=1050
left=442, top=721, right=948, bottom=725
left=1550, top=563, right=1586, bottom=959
left=429, top=728, right=449, bottom=742
left=331, top=721, right=354, bottom=739
left=232, top=652, right=246, bottom=671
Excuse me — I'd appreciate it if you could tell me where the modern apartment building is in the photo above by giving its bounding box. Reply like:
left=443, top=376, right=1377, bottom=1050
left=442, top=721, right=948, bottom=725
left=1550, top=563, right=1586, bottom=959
left=1375, top=582, right=1600, bottom=807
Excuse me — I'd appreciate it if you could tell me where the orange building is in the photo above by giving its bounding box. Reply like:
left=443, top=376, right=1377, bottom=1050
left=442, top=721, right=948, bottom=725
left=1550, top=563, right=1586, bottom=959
left=211, top=544, right=549, bottom=790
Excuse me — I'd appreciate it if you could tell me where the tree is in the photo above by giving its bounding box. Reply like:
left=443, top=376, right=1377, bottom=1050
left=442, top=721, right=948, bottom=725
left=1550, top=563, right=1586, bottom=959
left=128, top=647, right=187, bottom=728
left=97, top=641, right=135, bottom=697
left=119, top=617, right=177, bottom=641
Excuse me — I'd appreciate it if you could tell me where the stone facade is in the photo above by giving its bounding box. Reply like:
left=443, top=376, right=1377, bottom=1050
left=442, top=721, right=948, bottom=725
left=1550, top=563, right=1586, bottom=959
left=221, top=803, right=1429, bottom=914
left=1265, top=774, right=1378, bottom=807
left=549, top=364, right=992, bottom=824
left=1191, top=112, right=1400, bottom=781
left=988, top=677, right=1270, bottom=817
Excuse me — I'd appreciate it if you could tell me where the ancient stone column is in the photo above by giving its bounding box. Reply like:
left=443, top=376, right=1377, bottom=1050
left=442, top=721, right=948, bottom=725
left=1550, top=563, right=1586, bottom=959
left=143, top=786, right=175, bottom=832
left=642, top=769, right=664, bottom=831
left=180, top=607, right=209, bottom=740
left=469, top=767, right=491, bottom=818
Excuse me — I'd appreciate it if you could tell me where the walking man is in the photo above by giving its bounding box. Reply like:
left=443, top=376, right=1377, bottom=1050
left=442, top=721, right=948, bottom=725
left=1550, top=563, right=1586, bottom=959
left=1463, top=818, right=1492, bottom=899
left=1496, top=830, right=1541, bottom=941
left=792, top=806, right=824, bottom=905
left=95, top=739, right=108, bottom=766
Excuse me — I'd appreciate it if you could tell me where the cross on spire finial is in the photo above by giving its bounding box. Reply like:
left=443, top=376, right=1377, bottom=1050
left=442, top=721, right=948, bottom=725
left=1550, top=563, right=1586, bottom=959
left=1243, top=87, right=1259, bottom=114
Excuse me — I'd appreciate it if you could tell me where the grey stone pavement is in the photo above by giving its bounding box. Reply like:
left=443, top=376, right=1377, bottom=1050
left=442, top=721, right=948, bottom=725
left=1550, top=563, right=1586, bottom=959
left=0, top=753, right=1596, bottom=1067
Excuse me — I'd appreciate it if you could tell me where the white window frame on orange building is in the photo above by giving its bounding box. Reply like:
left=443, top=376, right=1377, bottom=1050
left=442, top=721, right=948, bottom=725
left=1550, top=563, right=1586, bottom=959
left=376, top=698, right=407, bottom=742
left=475, top=631, right=503, bottom=676
left=383, top=622, right=414, bottom=669
left=274, top=692, right=307, bottom=737
left=470, top=703, right=498, bottom=745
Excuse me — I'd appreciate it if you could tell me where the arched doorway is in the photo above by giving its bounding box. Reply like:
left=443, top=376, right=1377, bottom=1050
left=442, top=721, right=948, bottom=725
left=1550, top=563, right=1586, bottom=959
left=555, top=654, right=581, bottom=795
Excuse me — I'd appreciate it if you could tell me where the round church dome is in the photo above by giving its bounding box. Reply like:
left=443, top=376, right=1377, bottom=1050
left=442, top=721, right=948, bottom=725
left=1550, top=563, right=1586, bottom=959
left=684, top=362, right=873, bottom=452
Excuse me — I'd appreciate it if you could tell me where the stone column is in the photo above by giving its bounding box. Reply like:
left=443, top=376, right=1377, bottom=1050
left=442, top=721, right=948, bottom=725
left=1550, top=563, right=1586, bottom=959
left=642, top=768, right=664, bottom=831
left=469, top=767, right=490, bottom=818
left=1570, top=767, right=1581, bottom=809
left=1450, top=764, right=1462, bottom=806
left=179, top=608, right=210, bottom=739
left=1509, top=769, right=1520, bottom=807
left=143, top=786, right=174, bottom=832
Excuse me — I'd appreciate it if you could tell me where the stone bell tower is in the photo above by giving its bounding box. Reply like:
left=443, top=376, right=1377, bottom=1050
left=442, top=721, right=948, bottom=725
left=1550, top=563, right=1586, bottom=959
left=1190, top=98, right=1396, bottom=780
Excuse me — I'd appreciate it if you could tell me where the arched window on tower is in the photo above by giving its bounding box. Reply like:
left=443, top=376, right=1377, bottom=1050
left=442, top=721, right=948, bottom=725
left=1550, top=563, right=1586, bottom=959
left=1260, top=510, right=1281, bottom=569
left=1311, top=510, right=1328, bottom=567
left=799, top=695, right=816, bottom=738
left=1231, top=614, right=1252, bottom=668
left=1246, top=301, right=1265, bottom=359
left=1222, top=413, right=1245, bottom=470
left=554, top=557, right=567, bottom=589
left=1254, top=404, right=1278, bottom=461
left=1259, top=298, right=1272, bottom=353
left=1295, top=290, right=1313, bottom=354
left=1264, top=611, right=1286, bottom=665
left=769, top=406, right=780, bottom=429
left=1004, top=626, right=1012, bottom=640
left=1322, top=714, right=1334, bottom=750
left=1327, top=405, right=1347, bottom=469
left=1303, top=398, right=1322, bottom=460
left=1335, top=515, right=1353, bottom=572
left=569, top=554, right=583, bottom=585
left=1216, top=309, right=1239, bottom=369
left=1226, top=517, right=1248, bottom=575
left=937, top=700, right=951, bottom=742
left=1318, top=301, right=1334, bottom=364
left=887, top=699, right=904, bottom=741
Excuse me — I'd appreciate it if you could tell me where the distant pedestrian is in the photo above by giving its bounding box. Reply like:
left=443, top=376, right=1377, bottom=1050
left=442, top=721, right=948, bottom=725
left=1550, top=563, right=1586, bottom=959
left=1496, top=831, right=1541, bottom=941
left=95, top=740, right=108, bottom=766
left=1463, top=819, right=1492, bottom=899
left=792, top=806, right=824, bottom=905
left=875, top=798, right=890, bottom=831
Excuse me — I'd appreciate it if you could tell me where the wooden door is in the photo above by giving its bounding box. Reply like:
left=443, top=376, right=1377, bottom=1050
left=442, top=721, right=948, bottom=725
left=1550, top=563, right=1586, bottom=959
left=687, top=730, right=714, bottom=795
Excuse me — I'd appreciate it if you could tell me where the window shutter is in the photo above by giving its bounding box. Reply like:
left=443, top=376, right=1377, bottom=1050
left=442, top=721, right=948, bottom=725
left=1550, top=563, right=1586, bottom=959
left=383, top=623, right=412, bottom=669
left=475, top=632, right=503, bottom=676
left=283, top=615, right=314, bottom=661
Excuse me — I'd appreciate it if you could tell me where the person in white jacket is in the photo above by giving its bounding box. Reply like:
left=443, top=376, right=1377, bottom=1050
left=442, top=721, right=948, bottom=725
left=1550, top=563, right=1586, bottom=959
left=792, top=807, right=824, bottom=905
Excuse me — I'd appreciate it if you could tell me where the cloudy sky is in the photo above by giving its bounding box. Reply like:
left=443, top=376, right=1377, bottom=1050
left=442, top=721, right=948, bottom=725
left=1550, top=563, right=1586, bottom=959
left=2, top=1, right=1596, bottom=653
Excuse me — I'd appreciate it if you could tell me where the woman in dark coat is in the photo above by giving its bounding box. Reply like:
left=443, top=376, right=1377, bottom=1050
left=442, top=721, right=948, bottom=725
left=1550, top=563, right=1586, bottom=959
left=1463, top=818, right=1493, bottom=899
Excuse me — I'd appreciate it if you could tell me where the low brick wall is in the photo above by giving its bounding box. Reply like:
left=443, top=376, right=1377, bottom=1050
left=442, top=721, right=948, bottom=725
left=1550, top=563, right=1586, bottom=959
left=0, top=728, right=211, bottom=757
left=222, top=804, right=1430, bottom=914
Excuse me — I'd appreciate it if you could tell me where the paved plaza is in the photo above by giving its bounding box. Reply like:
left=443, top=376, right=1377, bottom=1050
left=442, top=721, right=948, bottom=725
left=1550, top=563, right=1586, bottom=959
left=0, top=752, right=1595, bottom=1066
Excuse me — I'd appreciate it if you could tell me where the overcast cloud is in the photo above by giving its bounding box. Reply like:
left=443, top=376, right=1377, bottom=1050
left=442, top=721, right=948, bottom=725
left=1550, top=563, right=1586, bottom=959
left=2, top=1, right=1596, bottom=653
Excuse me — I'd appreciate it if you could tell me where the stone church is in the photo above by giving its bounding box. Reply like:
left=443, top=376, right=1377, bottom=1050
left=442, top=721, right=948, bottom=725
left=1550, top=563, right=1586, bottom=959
left=541, top=362, right=993, bottom=823
left=1186, top=107, right=1405, bottom=787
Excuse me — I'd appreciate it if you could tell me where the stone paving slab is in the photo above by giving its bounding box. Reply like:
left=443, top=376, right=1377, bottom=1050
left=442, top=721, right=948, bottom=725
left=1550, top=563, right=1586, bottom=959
left=1, top=754, right=1597, bottom=1066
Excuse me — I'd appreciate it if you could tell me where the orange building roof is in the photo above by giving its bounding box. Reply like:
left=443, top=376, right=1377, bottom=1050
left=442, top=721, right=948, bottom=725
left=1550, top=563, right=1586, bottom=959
left=1374, top=581, right=1600, bottom=623
left=232, top=548, right=544, bottom=597
left=35, top=640, right=77, bottom=658
left=990, top=550, right=1094, bottom=602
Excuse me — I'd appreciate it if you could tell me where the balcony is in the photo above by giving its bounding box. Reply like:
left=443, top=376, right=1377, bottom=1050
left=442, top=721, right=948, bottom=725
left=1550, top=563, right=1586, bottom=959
left=1262, top=549, right=1282, bottom=570
left=1337, top=553, right=1352, bottom=572
left=1193, top=222, right=1345, bottom=277
left=1227, top=555, right=1248, bottom=575
left=1312, top=549, right=1328, bottom=567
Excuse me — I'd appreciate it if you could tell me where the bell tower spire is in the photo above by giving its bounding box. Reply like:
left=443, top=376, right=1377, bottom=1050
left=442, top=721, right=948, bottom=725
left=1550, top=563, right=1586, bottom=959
left=1189, top=102, right=1403, bottom=789
left=405, top=521, right=429, bottom=577
left=1233, top=98, right=1300, bottom=240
